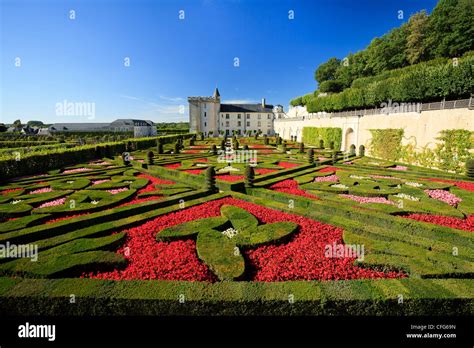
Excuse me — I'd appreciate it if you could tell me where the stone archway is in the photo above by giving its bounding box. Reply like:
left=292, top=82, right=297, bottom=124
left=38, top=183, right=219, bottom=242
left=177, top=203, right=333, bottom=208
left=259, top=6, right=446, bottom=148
left=344, top=128, right=355, bottom=151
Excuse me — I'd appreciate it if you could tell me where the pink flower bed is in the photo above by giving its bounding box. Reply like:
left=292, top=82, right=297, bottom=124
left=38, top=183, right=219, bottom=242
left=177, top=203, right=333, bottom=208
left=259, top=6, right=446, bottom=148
left=92, top=179, right=110, bottom=185
left=314, top=174, right=339, bottom=182
left=340, top=194, right=395, bottom=205
left=270, top=179, right=319, bottom=199
left=63, top=168, right=92, bottom=174
left=277, top=162, right=300, bottom=168
left=163, top=163, right=182, bottom=169
left=107, top=188, right=129, bottom=195
left=29, top=187, right=53, bottom=194
left=37, top=198, right=66, bottom=209
left=424, top=189, right=462, bottom=206
left=90, top=161, right=111, bottom=166
left=390, top=165, right=408, bottom=171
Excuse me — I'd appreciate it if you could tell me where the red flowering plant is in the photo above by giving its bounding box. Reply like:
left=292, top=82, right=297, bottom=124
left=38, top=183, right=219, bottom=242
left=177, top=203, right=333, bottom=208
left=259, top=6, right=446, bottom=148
left=85, top=198, right=403, bottom=282
left=269, top=179, right=319, bottom=199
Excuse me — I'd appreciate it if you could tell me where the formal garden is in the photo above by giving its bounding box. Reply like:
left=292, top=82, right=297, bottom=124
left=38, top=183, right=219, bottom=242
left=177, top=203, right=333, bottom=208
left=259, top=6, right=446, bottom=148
left=0, top=133, right=472, bottom=316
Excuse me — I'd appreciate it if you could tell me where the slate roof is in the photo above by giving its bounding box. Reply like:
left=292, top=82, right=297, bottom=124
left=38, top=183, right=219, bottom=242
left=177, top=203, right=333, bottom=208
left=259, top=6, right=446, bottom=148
left=220, top=104, right=274, bottom=113
left=49, top=123, right=110, bottom=131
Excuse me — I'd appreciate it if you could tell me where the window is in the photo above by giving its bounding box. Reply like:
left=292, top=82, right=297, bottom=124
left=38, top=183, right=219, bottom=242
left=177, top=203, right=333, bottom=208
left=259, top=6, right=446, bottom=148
left=237, top=114, right=241, bottom=119
left=237, top=121, right=241, bottom=126
left=226, top=114, right=230, bottom=119
left=267, top=114, right=271, bottom=119
left=226, top=121, right=229, bottom=127
left=258, top=121, right=261, bottom=127
left=246, top=121, right=250, bottom=127
left=258, top=114, right=261, bottom=119
left=204, top=122, right=207, bottom=127
left=204, top=112, right=207, bottom=117
left=204, top=103, right=206, bottom=109
left=246, top=114, right=250, bottom=119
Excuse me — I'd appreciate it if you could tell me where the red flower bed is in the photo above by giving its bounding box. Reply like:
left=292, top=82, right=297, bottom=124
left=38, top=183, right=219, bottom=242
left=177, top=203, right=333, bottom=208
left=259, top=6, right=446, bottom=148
left=46, top=213, right=90, bottom=225
left=250, top=145, right=271, bottom=149
left=163, top=163, right=182, bottom=169
left=421, top=178, right=474, bottom=192
left=183, top=169, right=204, bottom=175
left=255, top=168, right=278, bottom=175
left=404, top=214, right=474, bottom=232
left=319, top=166, right=342, bottom=173
left=182, top=150, right=202, bottom=154
left=1, top=188, right=22, bottom=195
left=269, top=179, right=319, bottom=199
left=195, top=158, right=209, bottom=162
left=258, top=149, right=275, bottom=153
left=190, top=145, right=209, bottom=149
left=136, top=174, right=174, bottom=195
left=277, top=161, right=300, bottom=168
left=84, top=198, right=403, bottom=282
left=216, top=175, right=244, bottom=182
left=119, top=196, right=163, bottom=207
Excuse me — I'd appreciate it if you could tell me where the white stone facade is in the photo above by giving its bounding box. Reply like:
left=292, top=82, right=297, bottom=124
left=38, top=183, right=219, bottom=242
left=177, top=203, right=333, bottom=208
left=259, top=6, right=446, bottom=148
left=188, top=89, right=278, bottom=136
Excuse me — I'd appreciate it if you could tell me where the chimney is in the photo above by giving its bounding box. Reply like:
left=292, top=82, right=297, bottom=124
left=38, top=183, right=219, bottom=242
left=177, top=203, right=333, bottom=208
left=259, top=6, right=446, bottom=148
left=261, top=98, right=266, bottom=107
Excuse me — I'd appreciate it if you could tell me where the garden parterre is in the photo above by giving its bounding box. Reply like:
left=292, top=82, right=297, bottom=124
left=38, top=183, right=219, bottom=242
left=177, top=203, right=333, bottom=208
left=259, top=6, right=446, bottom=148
left=0, top=135, right=473, bottom=315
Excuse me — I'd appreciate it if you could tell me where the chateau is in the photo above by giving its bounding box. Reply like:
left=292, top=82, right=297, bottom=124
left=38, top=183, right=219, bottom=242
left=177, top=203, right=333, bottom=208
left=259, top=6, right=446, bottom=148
left=188, top=88, right=284, bottom=136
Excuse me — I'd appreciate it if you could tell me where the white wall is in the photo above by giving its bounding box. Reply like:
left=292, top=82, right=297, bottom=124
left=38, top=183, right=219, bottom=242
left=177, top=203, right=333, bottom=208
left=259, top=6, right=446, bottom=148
left=275, top=107, right=474, bottom=155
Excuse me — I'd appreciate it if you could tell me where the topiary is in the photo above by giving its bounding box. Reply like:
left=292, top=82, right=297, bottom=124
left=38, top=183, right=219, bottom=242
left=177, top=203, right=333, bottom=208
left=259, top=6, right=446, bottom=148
left=244, top=165, right=255, bottom=188
left=264, top=135, right=269, bottom=145
left=332, top=151, right=338, bottom=164
left=308, top=148, right=314, bottom=164
left=174, top=142, right=180, bottom=154
left=319, top=139, right=324, bottom=149
left=281, top=142, right=287, bottom=153
left=329, top=141, right=335, bottom=150
left=299, top=142, right=304, bottom=153
left=350, top=144, right=356, bottom=156
left=200, top=133, right=204, bottom=141
left=147, top=151, right=154, bottom=165
left=211, top=144, right=217, bottom=155
left=243, top=144, right=249, bottom=151
left=466, top=158, right=474, bottom=178
left=221, top=140, right=226, bottom=151
left=359, top=145, right=365, bottom=157
left=205, top=166, right=217, bottom=192
left=122, top=152, right=130, bottom=166
left=157, top=141, right=163, bottom=154
left=189, top=138, right=195, bottom=146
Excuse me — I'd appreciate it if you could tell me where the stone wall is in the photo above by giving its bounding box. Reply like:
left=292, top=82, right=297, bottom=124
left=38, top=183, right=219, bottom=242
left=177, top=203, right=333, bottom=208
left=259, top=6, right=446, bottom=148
left=275, top=107, right=474, bottom=155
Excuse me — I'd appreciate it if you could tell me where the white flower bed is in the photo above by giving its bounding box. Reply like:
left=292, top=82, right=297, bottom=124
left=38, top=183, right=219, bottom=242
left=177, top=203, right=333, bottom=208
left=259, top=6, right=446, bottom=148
left=394, top=193, right=420, bottom=201
left=331, top=183, right=348, bottom=189
left=405, top=181, right=423, bottom=188
left=222, top=228, right=239, bottom=239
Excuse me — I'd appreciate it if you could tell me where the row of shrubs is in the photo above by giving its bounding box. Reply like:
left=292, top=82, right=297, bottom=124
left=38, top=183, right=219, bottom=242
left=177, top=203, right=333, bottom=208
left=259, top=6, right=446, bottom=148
left=291, top=55, right=473, bottom=112
left=0, top=134, right=192, bottom=180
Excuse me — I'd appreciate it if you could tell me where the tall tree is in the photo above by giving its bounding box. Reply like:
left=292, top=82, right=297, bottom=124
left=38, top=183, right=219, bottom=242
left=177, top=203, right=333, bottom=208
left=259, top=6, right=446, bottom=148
left=406, top=11, right=430, bottom=64
left=314, top=57, right=340, bottom=84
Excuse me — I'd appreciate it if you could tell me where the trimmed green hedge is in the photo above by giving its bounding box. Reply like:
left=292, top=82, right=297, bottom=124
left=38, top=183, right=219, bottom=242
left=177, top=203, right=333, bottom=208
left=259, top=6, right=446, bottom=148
left=0, top=277, right=471, bottom=315
left=302, top=127, right=342, bottom=150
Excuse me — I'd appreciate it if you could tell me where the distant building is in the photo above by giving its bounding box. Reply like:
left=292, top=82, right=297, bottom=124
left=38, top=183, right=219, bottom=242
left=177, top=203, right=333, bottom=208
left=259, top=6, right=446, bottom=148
left=48, top=119, right=156, bottom=137
left=188, top=88, right=280, bottom=136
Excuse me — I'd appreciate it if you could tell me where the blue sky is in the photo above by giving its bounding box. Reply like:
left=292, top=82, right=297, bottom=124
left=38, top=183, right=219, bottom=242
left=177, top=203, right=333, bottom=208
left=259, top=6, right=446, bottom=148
left=0, top=0, right=438, bottom=124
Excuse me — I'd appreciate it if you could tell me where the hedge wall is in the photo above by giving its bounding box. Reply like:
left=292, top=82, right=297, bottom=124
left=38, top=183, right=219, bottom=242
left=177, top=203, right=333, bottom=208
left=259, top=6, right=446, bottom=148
left=0, top=134, right=192, bottom=180
left=302, top=127, right=342, bottom=149
left=296, top=55, right=474, bottom=113
left=369, top=129, right=404, bottom=161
